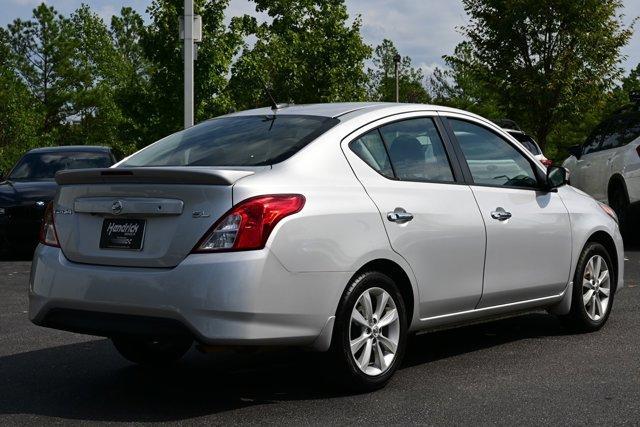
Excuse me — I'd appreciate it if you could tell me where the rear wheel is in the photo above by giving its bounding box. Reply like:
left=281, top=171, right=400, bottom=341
left=562, top=242, right=615, bottom=332
left=111, top=336, right=193, bottom=366
left=331, top=271, right=407, bottom=391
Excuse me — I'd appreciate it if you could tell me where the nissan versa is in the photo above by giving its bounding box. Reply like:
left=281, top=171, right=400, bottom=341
left=29, top=103, right=623, bottom=390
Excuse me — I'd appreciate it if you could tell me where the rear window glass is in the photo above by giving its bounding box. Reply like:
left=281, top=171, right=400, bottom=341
left=509, top=133, right=541, bottom=155
left=9, top=151, right=113, bottom=180
left=120, top=115, right=339, bottom=167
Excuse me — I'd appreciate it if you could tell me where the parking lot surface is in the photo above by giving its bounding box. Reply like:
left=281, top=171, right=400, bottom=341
left=1, top=247, right=640, bottom=425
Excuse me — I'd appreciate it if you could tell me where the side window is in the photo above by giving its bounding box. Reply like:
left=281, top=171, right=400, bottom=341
left=349, top=130, right=394, bottom=178
left=597, top=112, right=640, bottom=151
left=583, top=125, right=606, bottom=155
left=449, top=119, right=539, bottom=189
left=379, top=118, right=455, bottom=183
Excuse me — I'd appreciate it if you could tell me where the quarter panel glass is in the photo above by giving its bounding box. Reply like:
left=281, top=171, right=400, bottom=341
left=349, top=130, right=394, bottom=178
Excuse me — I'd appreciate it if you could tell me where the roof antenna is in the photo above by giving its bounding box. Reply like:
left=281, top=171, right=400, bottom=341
left=258, top=76, right=280, bottom=111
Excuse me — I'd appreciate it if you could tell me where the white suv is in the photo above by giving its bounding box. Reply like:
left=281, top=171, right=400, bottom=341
left=562, top=109, right=640, bottom=230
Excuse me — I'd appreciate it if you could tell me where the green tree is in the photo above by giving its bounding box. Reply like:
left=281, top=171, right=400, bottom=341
left=66, top=5, right=122, bottom=148
left=453, top=0, right=633, bottom=151
left=0, top=28, right=40, bottom=172
left=367, top=39, right=430, bottom=103
left=140, top=0, right=244, bottom=143
left=429, top=42, right=501, bottom=119
left=6, top=4, right=78, bottom=138
left=108, top=7, right=153, bottom=155
left=230, top=0, right=371, bottom=109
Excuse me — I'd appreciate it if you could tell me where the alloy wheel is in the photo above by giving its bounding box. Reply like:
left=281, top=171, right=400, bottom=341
left=582, top=255, right=611, bottom=321
left=349, top=287, right=400, bottom=376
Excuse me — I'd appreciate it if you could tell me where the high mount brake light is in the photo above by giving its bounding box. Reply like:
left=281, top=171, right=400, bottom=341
left=192, top=194, right=305, bottom=253
left=39, top=202, right=60, bottom=247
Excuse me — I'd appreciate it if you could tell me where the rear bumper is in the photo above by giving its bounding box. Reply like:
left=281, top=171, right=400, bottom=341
left=29, top=245, right=349, bottom=350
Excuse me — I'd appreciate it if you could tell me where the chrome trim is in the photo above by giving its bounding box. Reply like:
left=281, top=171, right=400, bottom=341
left=74, top=197, right=184, bottom=216
left=419, top=290, right=567, bottom=322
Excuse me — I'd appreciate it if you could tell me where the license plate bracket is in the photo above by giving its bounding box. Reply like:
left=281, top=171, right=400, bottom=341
left=100, top=218, right=146, bottom=250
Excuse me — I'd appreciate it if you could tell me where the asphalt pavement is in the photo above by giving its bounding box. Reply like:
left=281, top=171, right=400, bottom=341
left=1, top=246, right=640, bottom=425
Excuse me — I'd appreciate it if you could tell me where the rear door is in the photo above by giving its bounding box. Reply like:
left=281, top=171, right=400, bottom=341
left=575, top=128, right=607, bottom=200
left=342, top=113, right=486, bottom=318
left=443, top=115, right=572, bottom=307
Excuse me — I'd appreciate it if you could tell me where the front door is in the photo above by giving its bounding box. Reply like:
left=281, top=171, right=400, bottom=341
left=343, top=114, right=486, bottom=318
left=445, top=117, right=572, bottom=307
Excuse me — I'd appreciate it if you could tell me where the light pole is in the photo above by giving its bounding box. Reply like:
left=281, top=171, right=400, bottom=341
left=183, top=0, right=194, bottom=129
left=393, top=54, right=401, bottom=103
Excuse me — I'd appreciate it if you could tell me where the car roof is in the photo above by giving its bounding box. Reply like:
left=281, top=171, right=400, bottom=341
left=223, top=102, right=491, bottom=122
left=26, top=145, right=112, bottom=154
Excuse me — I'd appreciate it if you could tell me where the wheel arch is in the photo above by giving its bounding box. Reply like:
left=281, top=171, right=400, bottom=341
left=346, top=258, right=416, bottom=327
left=607, top=173, right=629, bottom=205
left=549, top=229, right=620, bottom=316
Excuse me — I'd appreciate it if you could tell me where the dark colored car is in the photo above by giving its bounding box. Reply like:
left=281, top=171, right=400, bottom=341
left=0, top=146, right=116, bottom=255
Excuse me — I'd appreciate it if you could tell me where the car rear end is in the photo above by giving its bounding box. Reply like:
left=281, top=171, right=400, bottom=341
left=28, top=114, right=347, bottom=349
left=506, top=130, right=552, bottom=167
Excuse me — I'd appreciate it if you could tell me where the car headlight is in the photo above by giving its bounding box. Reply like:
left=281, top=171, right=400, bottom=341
left=599, top=202, right=618, bottom=224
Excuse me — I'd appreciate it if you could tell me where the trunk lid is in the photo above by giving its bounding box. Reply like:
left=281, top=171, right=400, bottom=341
left=53, top=167, right=256, bottom=268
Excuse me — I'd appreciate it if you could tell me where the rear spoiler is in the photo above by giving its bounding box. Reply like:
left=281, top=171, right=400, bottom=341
left=55, top=167, right=255, bottom=186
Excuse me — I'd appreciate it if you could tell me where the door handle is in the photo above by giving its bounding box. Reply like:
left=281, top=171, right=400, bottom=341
left=491, top=208, right=512, bottom=221
left=387, top=208, right=414, bottom=223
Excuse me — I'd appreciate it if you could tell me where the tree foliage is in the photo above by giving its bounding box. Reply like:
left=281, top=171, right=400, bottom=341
left=229, top=0, right=371, bottom=109
left=0, top=0, right=635, bottom=169
left=443, top=0, right=633, bottom=153
left=367, top=39, right=430, bottom=104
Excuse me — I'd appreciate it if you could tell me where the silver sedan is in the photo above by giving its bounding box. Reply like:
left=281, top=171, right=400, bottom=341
left=30, top=103, right=623, bottom=391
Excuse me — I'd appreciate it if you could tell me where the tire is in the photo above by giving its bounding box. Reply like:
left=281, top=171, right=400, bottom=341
left=331, top=271, right=407, bottom=391
left=562, top=242, right=615, bottom=332
left=111, top=336, right=193, bottom=366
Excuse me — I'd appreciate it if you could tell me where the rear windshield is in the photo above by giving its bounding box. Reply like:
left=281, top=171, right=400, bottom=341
left=508, top=132, right=541, bottom=155
left=120, top=115, right=339, bottom=167
left=9, top=151, right=113, bottom=181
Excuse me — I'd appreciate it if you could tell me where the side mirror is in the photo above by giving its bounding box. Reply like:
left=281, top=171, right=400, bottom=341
left=546, top=165, right=568, bottom=190
left=568, top=145, right=582, bottom=160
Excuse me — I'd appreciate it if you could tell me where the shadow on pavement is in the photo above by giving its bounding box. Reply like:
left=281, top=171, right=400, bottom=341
left=0, top=312, right=573, bottom=422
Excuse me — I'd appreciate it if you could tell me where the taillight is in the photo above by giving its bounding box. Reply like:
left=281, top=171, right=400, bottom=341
left=39, top=202, right=60, bottom=247
left=192, top=194, right=305, bottom=253
left=541, top=158, right=553, bottom=167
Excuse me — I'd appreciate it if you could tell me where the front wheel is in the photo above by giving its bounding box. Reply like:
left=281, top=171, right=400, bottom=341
left=331, top=271, right=407, bottom=391
left=111, top=336, right=193, bottom=366
left=562, top=242, right=615, bottom=332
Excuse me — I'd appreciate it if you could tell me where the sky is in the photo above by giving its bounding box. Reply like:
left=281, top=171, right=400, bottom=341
left=2, top=0, right=640, bottom=75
